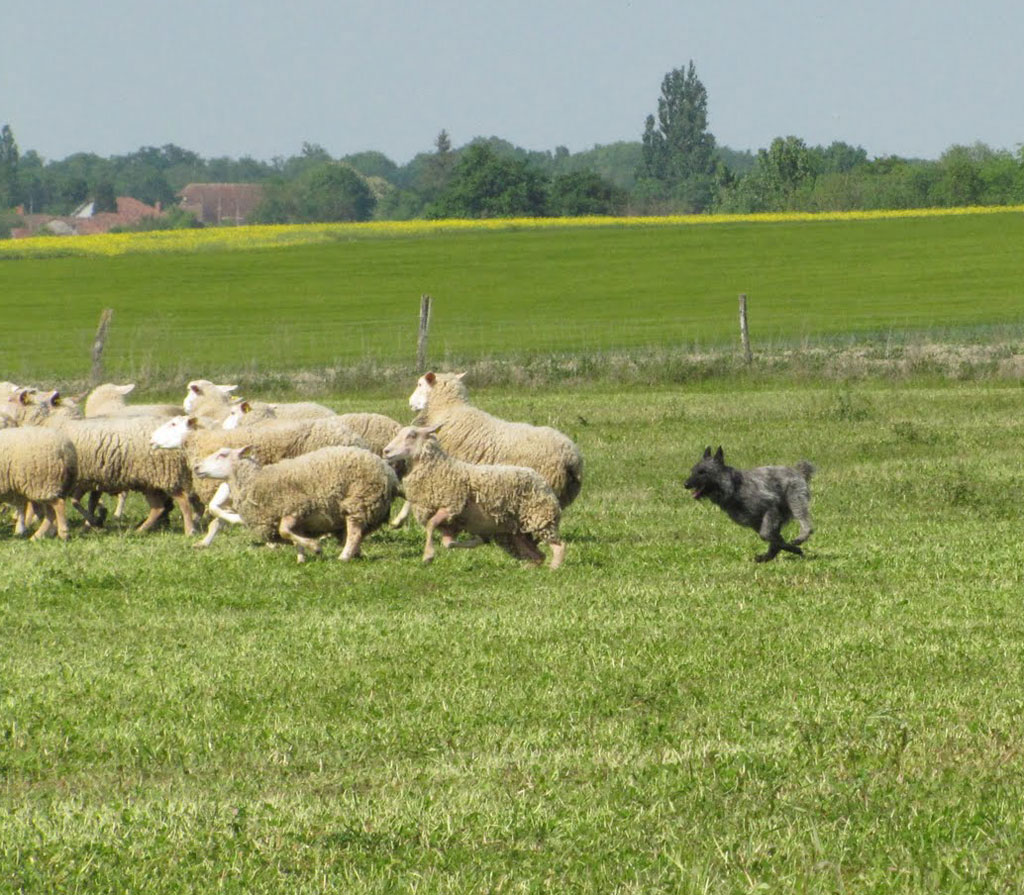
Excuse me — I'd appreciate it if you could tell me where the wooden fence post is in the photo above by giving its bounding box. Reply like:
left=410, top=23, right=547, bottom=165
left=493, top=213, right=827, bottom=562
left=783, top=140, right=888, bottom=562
left=90, top=308, right=113, bottom=385
left=417, top=294, right=433, bottom=371
left=738, top=293, right=752, bottom=364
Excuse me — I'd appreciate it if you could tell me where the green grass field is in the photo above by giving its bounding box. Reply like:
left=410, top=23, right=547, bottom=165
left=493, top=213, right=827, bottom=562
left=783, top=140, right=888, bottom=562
left=4, top=380, right=1024, bottom=893
left=4, top=211, right=1024, bottom=385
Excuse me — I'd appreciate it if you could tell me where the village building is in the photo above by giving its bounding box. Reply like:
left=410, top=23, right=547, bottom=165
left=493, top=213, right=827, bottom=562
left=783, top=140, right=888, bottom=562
left=11, top=197, right=165, bottom=238
left=177, top=183, right=264, bottom=225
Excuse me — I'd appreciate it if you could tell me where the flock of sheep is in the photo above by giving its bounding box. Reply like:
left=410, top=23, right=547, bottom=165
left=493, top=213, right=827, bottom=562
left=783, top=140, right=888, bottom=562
left=0, top=372, right=584, bottom=567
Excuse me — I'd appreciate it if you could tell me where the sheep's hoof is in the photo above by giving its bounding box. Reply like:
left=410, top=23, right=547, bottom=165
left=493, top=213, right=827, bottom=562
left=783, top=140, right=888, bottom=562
left=192, top=541, right=209, bottom=550
left=296, top=553, right=307, bottom=564
left=422, top=554, right=435, bottom=565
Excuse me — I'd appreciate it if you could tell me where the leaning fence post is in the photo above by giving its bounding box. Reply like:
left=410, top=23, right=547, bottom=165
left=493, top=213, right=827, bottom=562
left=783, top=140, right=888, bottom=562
left=738, top=293, right=752, bottom=364
left=417, top=294, right=433, bottom=371
left=90, top=308, right=113, bottom=385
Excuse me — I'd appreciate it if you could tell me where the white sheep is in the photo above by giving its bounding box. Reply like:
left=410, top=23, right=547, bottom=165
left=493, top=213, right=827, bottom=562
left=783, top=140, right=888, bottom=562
left=151, top=414, right=371, bottom=546
left=223, top=400, right=402, bottom=454
left=48, top=415, right=195, bottom=534
left=0, top=427, right=78, bottom=540
left=383, top=424, right=565, bottom=569
left=195, top=444, right=399, bottom=562
left=84, top=383, right=179, bottom=418
left=408, top=372, right=583, bottom=509
left=183, top=380, right=334, bottom=423
left=3, top=389, right=82, bottom=427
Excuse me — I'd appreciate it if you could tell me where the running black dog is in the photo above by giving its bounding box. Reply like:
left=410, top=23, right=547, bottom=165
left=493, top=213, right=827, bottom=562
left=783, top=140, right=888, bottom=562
left=684, top=446, right=815, bottom=562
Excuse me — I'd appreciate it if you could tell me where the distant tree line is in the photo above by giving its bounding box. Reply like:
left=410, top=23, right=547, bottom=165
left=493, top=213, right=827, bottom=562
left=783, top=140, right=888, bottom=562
left=2, top=61, right=1023, bottom=235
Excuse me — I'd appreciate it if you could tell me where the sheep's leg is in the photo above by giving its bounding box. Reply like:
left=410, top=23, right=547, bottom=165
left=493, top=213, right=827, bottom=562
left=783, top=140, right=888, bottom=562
left=31, top=504, right=57, bottom=540
left=339, top=517, right=364, bottom=561
left=443, top=531, right=483, bottom=549
left=390, top=500, right=411, bottom=529
left=279, top=514, right=321, bottom=563
left=512, top=534, right=546, bottom=565
left=70, top=494, right=99, bottom=527
left=136, top=491, right=169, bottom=533
left=52, top=499, right=70, bottom=541
left=172, top=491, right=196, bottom=536
left=87, top=491, right=108, bottom=526
left=195, top=517, right=222, bottom=549
left=422, top=507, right=452, bottom=564
left=25, top=502, right=40, bottom=529
left=547, top=538, right=566, bottom=570
left=11, top=499, right=28, bottom=537
left=208, top=483, right=242, bottom=525
left=195, top=483, right=236, bottom=548
left=113, top=492, right=127, bottom=519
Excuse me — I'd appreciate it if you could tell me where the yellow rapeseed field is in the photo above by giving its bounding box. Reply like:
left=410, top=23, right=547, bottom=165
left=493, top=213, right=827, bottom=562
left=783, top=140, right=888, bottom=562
left=3, top=205, right=1023, bottom=260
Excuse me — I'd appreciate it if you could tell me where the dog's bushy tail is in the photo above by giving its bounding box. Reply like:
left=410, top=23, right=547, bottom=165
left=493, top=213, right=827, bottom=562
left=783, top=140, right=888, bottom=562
left=795, top=460, right=816, bottom=482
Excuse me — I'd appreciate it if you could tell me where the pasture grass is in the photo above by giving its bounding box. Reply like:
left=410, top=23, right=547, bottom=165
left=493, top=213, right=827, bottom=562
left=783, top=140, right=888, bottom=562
left=4, top=210, right=1024, bottom=385
left=4, top=380, right=1024, bottom=892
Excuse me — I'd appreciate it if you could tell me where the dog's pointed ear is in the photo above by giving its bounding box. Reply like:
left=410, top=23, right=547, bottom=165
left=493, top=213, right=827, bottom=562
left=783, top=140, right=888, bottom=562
left=703, top=446, right=712, bottom=459
left=714, top=446, right=724, bottom=464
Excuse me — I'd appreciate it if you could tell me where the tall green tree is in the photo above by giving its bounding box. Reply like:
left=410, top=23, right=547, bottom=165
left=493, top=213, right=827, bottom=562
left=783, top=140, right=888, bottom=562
left=0, top=124, right=20, bottom=208
left=637, top=61, right=717, bottom=211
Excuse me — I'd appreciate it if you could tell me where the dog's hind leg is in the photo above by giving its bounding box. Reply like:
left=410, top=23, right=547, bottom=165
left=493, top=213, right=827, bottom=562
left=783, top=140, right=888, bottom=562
left=756, top=510, right=803, bottom=562
left=789, top=493, right=814, bottom=547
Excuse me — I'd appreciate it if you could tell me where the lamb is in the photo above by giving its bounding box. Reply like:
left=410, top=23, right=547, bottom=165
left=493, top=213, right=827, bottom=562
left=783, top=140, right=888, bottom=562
left=195, top=444, right=399, bottom=562
left=183, top=380, right=334, bottom=423
left=150, top=414, right=372, bottom=546
left=407, top=372, right=583, bottom=509
left=383, top=424, right=566, bottom=569
left=0, top=427, right=78, bottom=540
left=84, top=383, right=179, bottom=419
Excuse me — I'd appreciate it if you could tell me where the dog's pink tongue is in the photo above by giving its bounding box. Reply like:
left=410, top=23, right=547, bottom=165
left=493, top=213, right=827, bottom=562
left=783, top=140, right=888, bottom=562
left=691, top=489, right=702, bottom=500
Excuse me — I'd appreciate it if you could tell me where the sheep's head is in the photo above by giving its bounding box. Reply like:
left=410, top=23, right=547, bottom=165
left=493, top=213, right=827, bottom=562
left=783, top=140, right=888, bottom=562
left=222, top=400, right=253, bottom=430
left=183, top=380, right=237, bottom=414
left=150, top=415, right=199, bottom=450
left=383, top=424, right=442, bottom=468
left=195, top=444, right=254, bottom=479
left=408, top=371, right=466, bottom=412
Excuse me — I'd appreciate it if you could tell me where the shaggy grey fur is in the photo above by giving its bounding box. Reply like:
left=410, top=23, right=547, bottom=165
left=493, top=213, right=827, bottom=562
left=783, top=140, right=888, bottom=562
left=684, top=446, right=815, bottom=562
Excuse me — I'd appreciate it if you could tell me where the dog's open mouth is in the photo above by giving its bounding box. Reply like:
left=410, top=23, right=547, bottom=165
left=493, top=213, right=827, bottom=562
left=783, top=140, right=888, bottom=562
left=690, top=487, right=703, bottom=500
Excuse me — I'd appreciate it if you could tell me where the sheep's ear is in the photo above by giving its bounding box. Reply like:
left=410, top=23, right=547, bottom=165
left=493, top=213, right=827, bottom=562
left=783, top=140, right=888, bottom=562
left=46, top=390, right=61, bottom=407
left=119, top=384, right=136, bottom=396
left=425, top=423, right=443, bottom=435
left=220, top=384, right=238, bottom=393
left=714, top=446, right=724, bottom=464
left=424, top=371, right=436, bottom=385
left=240, top=401, right=252, bottom=413
left=455, top=371, right=467, bottom=380
left=189, top=383, right=203, bottom=395
left=702, top=446, right=712, bottom=459
left=238, top=444, right=255, bottom=460
left=16, top=389, right=32, bottom=405
left=186, top=417, right=199, bottom=430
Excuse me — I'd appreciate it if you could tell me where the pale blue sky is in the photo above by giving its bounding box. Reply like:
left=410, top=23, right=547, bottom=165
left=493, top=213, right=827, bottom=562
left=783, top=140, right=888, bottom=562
left=4, top=0, right=1022, bottom=163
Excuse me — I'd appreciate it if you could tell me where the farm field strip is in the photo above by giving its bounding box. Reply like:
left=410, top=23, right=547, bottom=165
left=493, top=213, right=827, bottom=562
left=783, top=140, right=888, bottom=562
left=3, top=209, right=1024, bottom=384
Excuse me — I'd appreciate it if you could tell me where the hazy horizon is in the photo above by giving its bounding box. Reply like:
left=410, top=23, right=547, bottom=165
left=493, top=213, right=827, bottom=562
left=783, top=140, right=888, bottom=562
left=5, top=0, right=1022, bottom=166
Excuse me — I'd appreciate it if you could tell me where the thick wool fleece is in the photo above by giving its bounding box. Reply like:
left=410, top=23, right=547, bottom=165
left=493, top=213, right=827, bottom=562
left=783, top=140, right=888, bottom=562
left=415, top=374, right=583, bottom=508
left=182, top=418, right=370, bottom=506
left=0, top=428, right=77, bottom=503
left=402, top=437, right=561, bottom=544
left=228, top=446, right=398, bottom=543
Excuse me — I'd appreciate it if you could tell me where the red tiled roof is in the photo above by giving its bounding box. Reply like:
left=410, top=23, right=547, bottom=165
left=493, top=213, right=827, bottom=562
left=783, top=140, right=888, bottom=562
left=178, top=183, right=264, bottom=224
